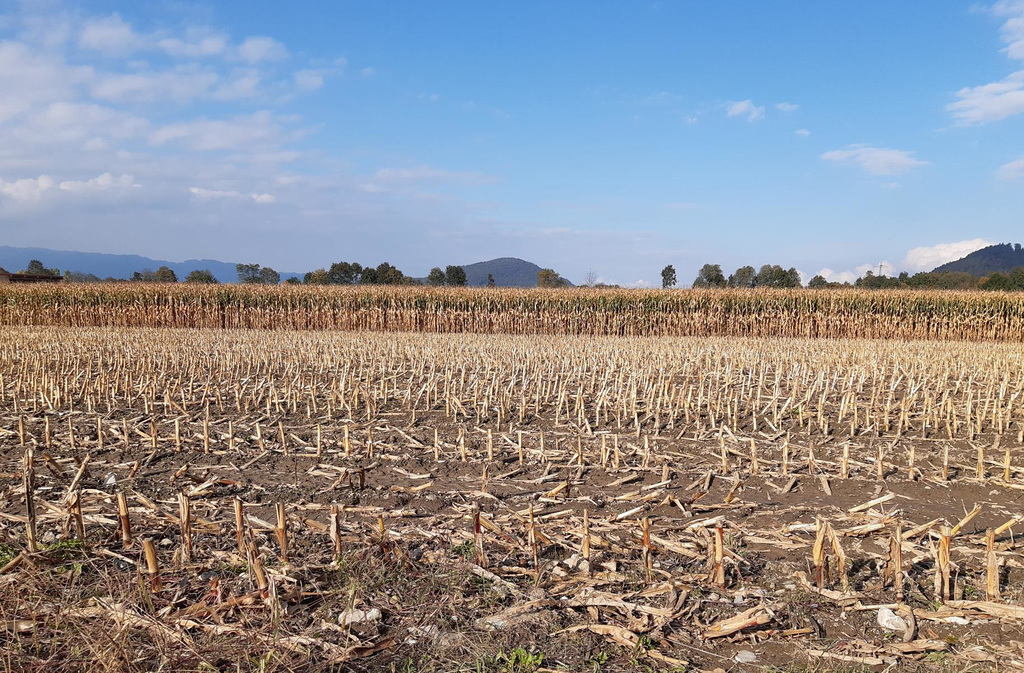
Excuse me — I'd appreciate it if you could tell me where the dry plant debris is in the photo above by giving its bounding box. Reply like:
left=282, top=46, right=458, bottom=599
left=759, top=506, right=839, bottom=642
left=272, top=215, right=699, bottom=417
left=1, top=325, right=1024, bottom=671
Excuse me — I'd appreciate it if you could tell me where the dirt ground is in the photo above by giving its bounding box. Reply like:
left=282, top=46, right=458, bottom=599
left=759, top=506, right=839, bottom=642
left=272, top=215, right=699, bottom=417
left=2, top=328, right=1024, bottom=672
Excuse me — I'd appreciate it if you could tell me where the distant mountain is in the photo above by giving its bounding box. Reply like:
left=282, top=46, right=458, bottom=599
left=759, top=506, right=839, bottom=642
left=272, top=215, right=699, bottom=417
left=460, top=257, right=573, bottom=287
left=933, top=243, right=1024, bottom=276
left=0, top=246, right=302, bottom=282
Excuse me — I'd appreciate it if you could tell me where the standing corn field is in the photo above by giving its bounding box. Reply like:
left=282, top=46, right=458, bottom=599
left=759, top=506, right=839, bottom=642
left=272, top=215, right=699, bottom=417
left=3, top=284, right=1024, bottom=340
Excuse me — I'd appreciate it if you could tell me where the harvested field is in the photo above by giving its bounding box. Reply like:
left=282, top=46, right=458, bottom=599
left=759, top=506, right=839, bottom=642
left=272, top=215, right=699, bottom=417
left=3, top=326, right=1024, bottom=671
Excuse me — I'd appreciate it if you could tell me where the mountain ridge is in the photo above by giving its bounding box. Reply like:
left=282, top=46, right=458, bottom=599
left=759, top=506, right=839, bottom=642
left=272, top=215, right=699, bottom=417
left=0, top=246, right=303, bottom=283
left=459, top=257, right=573, bottom=287
left=933, top=243, right=1024, bottom=276
left=0, top=246, right=567, bottom=286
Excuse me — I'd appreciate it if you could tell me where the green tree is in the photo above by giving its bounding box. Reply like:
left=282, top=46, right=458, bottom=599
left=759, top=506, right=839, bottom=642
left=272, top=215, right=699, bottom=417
left=64, top=271, right=102, bottom=283
left=326, top=261, right=363, bottom=284
left=728, top=265, right=756, bottom=288
left=25, top=260, right=58, bottom=276
left=445, top=265, right=467, bottom=286
left=184, top=269, right=218, bottom=284
left=259, top=267, right=281, bottom=285
left=807, top=274, right=828, bottom=288
left=692, top=264, right=726, bottom=288
left=283, top=277, right=301, bottom=285
left=359, top=262, right=409, bottom=285
left=426, top=267, right=446, bottom=286
left=754, top=264, right=801, bottom=288
left=236, top=263, right=261, bottom=284
left=303, top=268, right=329, bottom=284
left=153, top=266, right=178, bottom=283
left=487, top=273, right=496, bottom=287
left=537, top=269, right=566, bottom=288
left=661, top=265, right=677, bottom=289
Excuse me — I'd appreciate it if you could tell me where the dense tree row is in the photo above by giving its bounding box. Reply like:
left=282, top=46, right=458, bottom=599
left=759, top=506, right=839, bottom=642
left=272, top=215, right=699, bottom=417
left=661, top=263, right=802, bottom=289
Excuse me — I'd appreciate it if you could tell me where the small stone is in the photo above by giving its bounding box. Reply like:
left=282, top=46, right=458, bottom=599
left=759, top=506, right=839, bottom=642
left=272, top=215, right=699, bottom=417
left=734, top=650, right=757, bottom=664
left=103, top=473, right=117, bottom=486
left=339, top=607, right=381, bottom=626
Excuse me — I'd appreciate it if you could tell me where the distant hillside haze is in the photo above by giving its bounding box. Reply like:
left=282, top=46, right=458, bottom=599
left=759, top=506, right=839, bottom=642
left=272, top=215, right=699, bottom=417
left=460, top=257, right=573, bottom=287
left=0, top=246, right=568, bottom=287
left=933, top=243, right=1024, bottom=276
left=0, top=246, right=302, bottom=282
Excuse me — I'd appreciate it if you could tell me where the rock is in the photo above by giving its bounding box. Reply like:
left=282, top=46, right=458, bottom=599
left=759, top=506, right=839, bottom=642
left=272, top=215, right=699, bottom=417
left=338, top=607, right=381, bottom=626
left=734, top=650, right=757, bottom=664
left=405, top=625, right=439, bottom=645
left=944, top=616, right=970, bottom=626
left=103, top=473, right=117, bottom=486
left=877, top=607, right=908, bottom=632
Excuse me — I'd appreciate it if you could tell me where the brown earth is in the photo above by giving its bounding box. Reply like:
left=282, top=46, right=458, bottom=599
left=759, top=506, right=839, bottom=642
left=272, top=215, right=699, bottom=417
left=1, top=328, right=1023, bottom=672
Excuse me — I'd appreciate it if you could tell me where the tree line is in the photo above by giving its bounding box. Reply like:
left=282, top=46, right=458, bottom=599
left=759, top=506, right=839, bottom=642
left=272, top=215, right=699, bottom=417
left=840, top=268, right=1024, bottom=291
left=660, top=263, right=801, bottom=289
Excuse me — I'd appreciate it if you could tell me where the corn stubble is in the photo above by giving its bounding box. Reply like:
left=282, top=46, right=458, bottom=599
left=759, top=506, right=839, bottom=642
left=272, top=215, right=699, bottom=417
left=2, top=311, right=1024, bottom=670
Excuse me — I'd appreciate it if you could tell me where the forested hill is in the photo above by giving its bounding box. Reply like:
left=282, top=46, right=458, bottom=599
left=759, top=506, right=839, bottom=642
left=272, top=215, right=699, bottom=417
left=461, top=257, right=573, bottom=287
left=0, top=246, right=302, bottom=282
left=933, top=243, right=1024, bottom=276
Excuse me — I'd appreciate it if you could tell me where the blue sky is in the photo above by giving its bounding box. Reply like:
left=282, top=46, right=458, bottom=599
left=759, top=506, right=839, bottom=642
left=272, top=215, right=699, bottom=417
left=1, top=1, right=1023, bottom=285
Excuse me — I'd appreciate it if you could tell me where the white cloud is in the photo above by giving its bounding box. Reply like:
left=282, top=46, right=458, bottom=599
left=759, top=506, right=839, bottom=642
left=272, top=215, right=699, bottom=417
left=815, top=262, right=889, bottom=284
left=0, top=8, right=526, bottom=280
left=373, top=165, right=498, bottom=184
left=212, top=71, right=262, bottom=100
left=157, top=33, right=229, bottom=59
left=775, top=102, right=799, bottom=112
left=78, top=14, right=143, bottom=55
left=90, top=69, right=220, bottom=104
left=948, top=3, right=1024, bottom=123
left=59, top=172, right=138, bottom=193
left=726, top=99, right=765, bottom=121
left=361, top=67, right=376, bottom=77
left=996, top=157, right=1024, bottom=179
left=189, top=187, right=275, bottom=204
left=189, top=187, right=239, bottom=200
left=293, top=69, right=324, bottom=92
left=814, top=241, right=992, bottom=282
left=794, top=128, right=810, bottom=136
left=150, top=111, right=285, bottom=151
left=948, top=70, right=1024, bottom=123
left=236, top=36, right=288, bottom=64
left=995, top=0, right=1024, bottom=60
left=23, top=102, right=149, bottom=143
left=902, top=239, right=992, bottom=271
left=0, top=42, right=92, bottom=124
left=0, top=175, right=55, bottom=203
left=821, top=144, right=928, bottom=176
